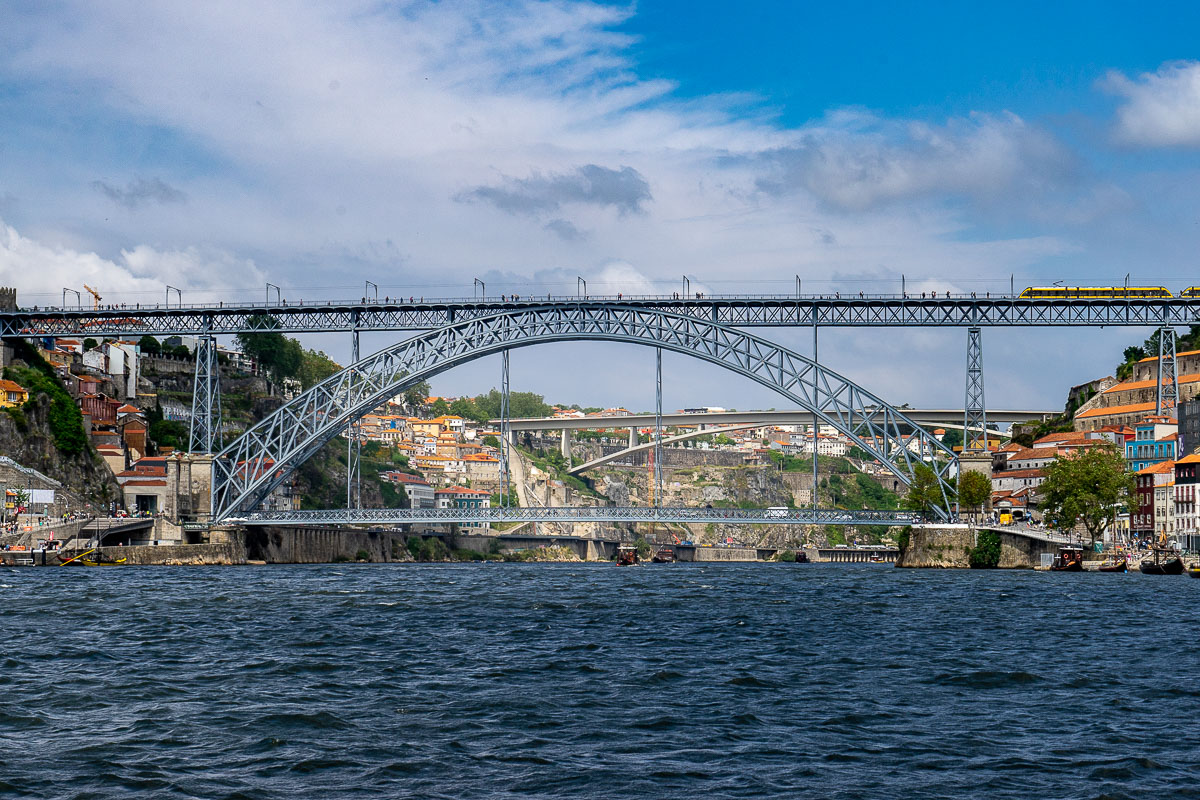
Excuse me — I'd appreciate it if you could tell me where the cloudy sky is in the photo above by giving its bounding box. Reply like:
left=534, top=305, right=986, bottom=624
left=2, top=1, right=1199, bottom=412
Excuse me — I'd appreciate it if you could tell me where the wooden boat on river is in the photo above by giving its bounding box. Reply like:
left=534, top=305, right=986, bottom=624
left=1140, top=548, right=1184, bottom=575
left=1096, top=559, right=1127, bottom=573
left=1050, top=546, right=1084, bottom=572
left=1187, top=564, right=1200, bottom=579
left=615, top=544, right=639, bottom=566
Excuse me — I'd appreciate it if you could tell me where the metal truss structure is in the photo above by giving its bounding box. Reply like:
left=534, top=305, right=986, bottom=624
left=963, top=327, right=988, bottom=453
left=228, top=505, right=925, bottom=527
left=210, top=306, right=958, bottom=522
left=188, top=335, right=221, bottom=453
left=346, top=326, right=362, bottom=509
left=1158, top=326, right=1177, bottom=415
left=8, top=296, right=1200, bottom=337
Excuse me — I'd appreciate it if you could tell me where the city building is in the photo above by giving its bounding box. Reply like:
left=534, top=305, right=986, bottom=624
left=1174, top=454, right=1200, bottom=551
left=435, top=486, right=491, bottom=530
left=1133, top=460, right=1175, bottom=540
left=1179, top=397, right=1200, bottom=455
left=1125, top=416, right=1178, bottom=471
left=0, top=379, right=28, bottom=408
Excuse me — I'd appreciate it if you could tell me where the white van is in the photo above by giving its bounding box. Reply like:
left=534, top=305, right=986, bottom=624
left=765, top=507, right=789, bottom=518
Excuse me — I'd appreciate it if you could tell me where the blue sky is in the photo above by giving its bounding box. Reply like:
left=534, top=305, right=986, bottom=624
left=1, top=1, right=1199, bottom=410
left=619, top=1, right=1200, bottom=119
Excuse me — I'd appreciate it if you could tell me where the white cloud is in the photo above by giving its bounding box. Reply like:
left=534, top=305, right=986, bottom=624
left=0, top=2, right=1176, bottom=409
left=0, top=220, right=263, bottom=306
left=1105, top=60, right=1200, bottom=147
left=753, top=111, right=1076, bottom=211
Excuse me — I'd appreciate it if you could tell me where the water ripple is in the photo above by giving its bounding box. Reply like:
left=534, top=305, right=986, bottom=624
left=1, top=563, right=1198, bottom=798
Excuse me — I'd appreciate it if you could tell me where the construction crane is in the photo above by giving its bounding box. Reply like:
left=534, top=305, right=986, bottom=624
left=82, top=284, right=102, bottom=310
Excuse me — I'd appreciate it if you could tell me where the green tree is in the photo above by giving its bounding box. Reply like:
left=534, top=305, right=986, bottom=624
left=968, top=529, right=1002, bottom=568
left=939, top=427, right=964, bottom=450
left=297, top=348, right=341, bottom=389
left=473, top=389, right=551, bottom=419
left=402, top=380, right=431, bottom=409
left=903, top=464, right=953, bottom=519
left=83, top=338, right=98, bottom=352
left=138, top=335, right=162, bottom=355
left=482, top=435, right=500, bottom=449
left=430, top=398, right=451, bottom=416
left=957, top=470, right=992, bottom=521
left=1039, top=444, right=1133, bottom=546
left=450, top=397, right=489, bottom=422
left=236, top=313, right=302, bottom=383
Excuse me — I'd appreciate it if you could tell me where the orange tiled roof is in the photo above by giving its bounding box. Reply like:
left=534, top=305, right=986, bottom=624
left=1102, top=373, right=1200, bottom=394
left=1137, top=348, right=1200, bottom=364
left=1137, top=460, right=1176, bottom=475
left=1076, top=401, right=1159, bottom=420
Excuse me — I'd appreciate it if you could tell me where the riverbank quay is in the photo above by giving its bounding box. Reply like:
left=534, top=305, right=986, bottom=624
left=896, top=524, right=1063, bottom=568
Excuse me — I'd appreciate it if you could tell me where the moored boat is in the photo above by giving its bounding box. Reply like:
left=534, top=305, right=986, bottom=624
left=1140, top=549, right=1184, bottom=575
left=1050, top=546, right=1084, bottom=572
left=1096, top=559, right=1127, bottom=573
left=1188, top=564, right=1200, bottom=579
left=615, top=544, right=639, bottom=566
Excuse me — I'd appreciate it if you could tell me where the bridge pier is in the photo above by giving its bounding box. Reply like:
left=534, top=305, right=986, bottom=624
left=560, top=428, right=571, bottom=460
left=188, top=331, right=221, bottom=453
left=628, top=427, right=638, bottom=448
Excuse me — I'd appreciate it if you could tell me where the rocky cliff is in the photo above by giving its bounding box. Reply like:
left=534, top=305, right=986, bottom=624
left=0, top=384, right=119, bottom=505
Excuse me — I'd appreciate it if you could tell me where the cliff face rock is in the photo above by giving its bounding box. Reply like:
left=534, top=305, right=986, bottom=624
left=0, top=393, right=119, bottom=505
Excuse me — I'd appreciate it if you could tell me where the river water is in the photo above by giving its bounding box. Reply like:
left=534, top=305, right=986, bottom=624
left=2, top=563, right=1198, bottom=799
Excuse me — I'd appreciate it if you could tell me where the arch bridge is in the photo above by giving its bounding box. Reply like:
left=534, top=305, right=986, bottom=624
left=211, top=305, right=958, bottom=524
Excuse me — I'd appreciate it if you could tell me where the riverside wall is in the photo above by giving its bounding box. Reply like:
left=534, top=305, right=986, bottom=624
left=240, top=526, right=411, bottom=563
left=896, top=525, right=1060, bottom=569
left=83, top=542, right=245, bottom=565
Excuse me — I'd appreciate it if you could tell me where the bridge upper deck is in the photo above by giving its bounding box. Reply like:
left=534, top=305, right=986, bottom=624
left=4, top=294, right=1200, bottom=336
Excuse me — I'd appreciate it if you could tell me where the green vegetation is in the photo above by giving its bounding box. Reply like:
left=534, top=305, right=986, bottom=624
left=903, top=464, right=955, bottom=518
left=139, top=335, right=161, bottom=355
left=491, top=487, right=519, bottom=507
left=449, top=389, right=553, bottom=423
left=297, top=349, right=341, bottom=389
left=766, top=450, right=814, bottom=472
left=896, top=526, right=911, bottom=555
left=939, top=428, right=964, bottom=450
left=377, top=479, right=409, bottom=508
left=451, top=548, right=503, bottom=561
left=4, top=342, right=88, bottom=456
left=406, top=536, right=450, bottom=562
left=355, top=549, right=371, bottom=562
left=1011, top=417, right=1074, bottom=448
left=778, top=549, right=797, bottom=562
left=968, top=530, right=1002, bottom=569
left=823, top=472, right=900, bottom=510
left=633, top=536, right=652, bottom=559
left=1116, top=325, right=1200, bottom=380
left=521, top=446, right=602, bottom=498
left=1039, top=444, right=1133, bottom=545
left=235, top=313, right=342, bottom=388
left=957, top=470, right=992, bottom=520
left=146, top=405, right=189, bottom=452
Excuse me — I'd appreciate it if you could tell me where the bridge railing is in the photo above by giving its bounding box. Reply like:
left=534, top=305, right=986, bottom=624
left=226, top=506, right=927, bottom=527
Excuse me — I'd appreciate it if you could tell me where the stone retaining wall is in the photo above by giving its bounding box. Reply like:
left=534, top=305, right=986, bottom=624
left=896, top=525, right=1059, bottom=569
left=89, top=542, right=245, bottom=565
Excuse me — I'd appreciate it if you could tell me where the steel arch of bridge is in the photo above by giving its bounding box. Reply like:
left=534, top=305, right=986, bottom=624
left=210, top=306, right=958, bottom=522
